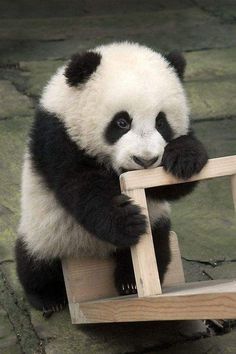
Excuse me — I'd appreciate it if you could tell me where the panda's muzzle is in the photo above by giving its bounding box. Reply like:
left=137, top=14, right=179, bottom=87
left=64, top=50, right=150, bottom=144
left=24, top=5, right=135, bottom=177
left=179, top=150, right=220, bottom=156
left=132, top=155, right=159, bottom=168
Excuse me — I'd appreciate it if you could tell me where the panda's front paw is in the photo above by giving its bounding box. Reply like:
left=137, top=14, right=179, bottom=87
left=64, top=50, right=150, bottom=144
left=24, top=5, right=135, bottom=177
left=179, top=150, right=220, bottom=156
left=111, top=195, right=147, bottom=247
left=162, top=135, right=208, bottom=180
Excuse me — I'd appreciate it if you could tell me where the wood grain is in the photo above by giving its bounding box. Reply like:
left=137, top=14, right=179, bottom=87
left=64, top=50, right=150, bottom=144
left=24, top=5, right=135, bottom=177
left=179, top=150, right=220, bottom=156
left=71, top=279, right=236, bottom=323
left=231, top=174, right=236, bottom=212
left=120, top=156, right=236, bottom=191
left=62, top=256, right=118, bottom=303
left=123, top=188, right=162, bottom=297
left=162, top=231, right=185, bottom=287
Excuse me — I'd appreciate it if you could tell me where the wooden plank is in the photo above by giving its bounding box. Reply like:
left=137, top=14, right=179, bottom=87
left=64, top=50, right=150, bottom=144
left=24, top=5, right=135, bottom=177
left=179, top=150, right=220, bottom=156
left=162, top=231, right=185, bottom=287
left=62, top=256, right=118, bottom=303
left=63, top=231, right=183, bottom=305
left=71, top=279, right=236, bottom=323
left=231, top=174, right=236, bottom=212
left=123, top=188, right=162, bottom=297
left=120, top=156, right=236, bottom=191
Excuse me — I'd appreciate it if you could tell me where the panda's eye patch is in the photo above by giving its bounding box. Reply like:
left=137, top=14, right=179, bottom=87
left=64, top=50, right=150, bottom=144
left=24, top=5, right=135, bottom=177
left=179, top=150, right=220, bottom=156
left=156, top=112, right=164, bottom=128
left=155, top=112, right=173, bottom=142
left=105, top=111, right=132, bottom=145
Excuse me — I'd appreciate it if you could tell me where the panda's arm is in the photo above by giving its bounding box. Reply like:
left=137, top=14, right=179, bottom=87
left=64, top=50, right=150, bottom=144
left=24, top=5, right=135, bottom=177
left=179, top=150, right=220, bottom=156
left=146, top=132, right=208, bottom=201
left=146, top=181, right=198, bottom=201
left=29, top=108, right=146, bottom=247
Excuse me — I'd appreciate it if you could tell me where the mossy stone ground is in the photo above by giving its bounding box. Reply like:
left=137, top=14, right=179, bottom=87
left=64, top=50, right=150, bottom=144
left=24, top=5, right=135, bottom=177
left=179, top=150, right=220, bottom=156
left=0, top=1, right=236, bottom=353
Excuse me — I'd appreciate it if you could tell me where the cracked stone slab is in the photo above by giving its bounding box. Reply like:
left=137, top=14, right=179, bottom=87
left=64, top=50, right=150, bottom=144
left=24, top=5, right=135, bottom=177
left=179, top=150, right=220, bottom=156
left=185, top=47, right=236, bottom=82
left=1, top=7, right=236, bottom=62
left=0, top=116, right=32, bottom=261
left=0, top=307, right=22, bottom=354
left=0, top=0, right=193, bottom=19
left=0, top=80, right=33, bottom=119
left=19, top=60, right=64, bottom=98
left=0, top=264, right=44, bottom=354
left=195, top=0, right=236, bottom=23
left=31, top=309, right=206, bottom=354
left=158, top=328, right=236, bottom=354
left=183, top=45, right=236, bottom=120
left=172, top=118, right=236, bottom=265
left=202, top=262, right=236, bottom=281
left=186, top=79, right=236, bottom=120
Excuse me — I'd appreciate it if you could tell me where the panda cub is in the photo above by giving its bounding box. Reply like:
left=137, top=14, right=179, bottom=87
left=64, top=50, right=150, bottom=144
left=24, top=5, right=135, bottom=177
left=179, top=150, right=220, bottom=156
left=16, top=42, right=208, bottom=312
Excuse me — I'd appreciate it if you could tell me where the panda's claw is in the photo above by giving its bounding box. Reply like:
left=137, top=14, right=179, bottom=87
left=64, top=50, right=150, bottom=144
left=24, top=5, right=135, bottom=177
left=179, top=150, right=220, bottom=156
left=43, top=309, right=54, bottom=319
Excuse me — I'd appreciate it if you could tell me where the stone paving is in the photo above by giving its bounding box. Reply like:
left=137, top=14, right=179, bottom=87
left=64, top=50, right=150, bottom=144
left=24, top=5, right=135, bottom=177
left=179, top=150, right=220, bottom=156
left=0, top=1, right=236, bottom=353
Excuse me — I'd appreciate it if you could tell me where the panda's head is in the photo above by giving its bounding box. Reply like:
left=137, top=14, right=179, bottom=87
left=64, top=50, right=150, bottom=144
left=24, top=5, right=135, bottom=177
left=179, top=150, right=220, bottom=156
left=41, top=42, right=189, bottom=174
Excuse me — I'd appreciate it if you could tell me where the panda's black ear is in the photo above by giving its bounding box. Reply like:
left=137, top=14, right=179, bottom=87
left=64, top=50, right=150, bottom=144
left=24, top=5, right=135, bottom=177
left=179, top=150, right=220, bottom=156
left=64, top=51, right=101, bottom=87
left=165, top=51, right=186, bottom=80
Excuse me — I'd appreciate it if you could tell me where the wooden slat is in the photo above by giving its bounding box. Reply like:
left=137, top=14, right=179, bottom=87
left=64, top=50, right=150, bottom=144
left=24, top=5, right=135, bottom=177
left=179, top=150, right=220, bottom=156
left=120, top=156, right=236, bottom=191
left=162, top=231, right=185, bottom=287
left=231, top=174, right=236, bottom=212
left=62, top=256, right=118, bottom=303
left=63, top=230, right=183, bottom=317
left=124, top=188, right=162, bottom=297
left=71, top=279, right=236, bottom=323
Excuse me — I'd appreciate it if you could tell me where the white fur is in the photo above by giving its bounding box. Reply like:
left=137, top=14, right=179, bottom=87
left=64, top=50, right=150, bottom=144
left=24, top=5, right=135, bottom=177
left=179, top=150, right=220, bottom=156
left=41, top=42, right=189, bottom=172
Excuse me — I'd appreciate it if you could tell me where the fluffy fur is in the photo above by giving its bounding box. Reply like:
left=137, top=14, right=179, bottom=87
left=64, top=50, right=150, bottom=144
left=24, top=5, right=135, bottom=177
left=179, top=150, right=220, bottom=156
left=16, top=42, right=208, bottom=312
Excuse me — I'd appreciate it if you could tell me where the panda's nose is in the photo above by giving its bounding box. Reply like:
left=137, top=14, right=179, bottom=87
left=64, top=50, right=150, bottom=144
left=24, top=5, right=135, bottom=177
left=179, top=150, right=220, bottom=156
left=132, top=155, right=159, bottom=168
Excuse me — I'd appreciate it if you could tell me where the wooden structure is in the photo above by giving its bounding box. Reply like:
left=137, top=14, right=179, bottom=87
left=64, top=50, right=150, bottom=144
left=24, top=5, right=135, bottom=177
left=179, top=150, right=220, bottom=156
left=62, top=156, right=236, bottom=324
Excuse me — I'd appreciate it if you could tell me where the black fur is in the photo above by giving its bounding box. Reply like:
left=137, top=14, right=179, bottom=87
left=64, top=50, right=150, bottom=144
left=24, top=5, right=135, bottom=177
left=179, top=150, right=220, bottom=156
left=64, top=51, right=101, bottom=87
left=114, top=218, right=171, bottom=295
left=15, top=239, right=67, bottom=312
left=156, top=112, right=173, bottom=142
left=165, top=51, right=186, bottom=80
left=152, top=218, right=171, bottom=281
left=105, top=111, right=132, bottom=145
left=30, top=108, right=146, bottom=248
left=162, top=132, right=208, bottom=180
left=146, top=132, right=208, bottom=201
left=146, top=181, right=198, bottom=201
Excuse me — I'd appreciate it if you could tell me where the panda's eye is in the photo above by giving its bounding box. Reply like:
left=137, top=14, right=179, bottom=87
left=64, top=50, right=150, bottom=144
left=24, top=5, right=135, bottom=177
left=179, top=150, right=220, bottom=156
left=116, top=118, right=131, bottom=130
left=105, top=111, right=132, bottom=145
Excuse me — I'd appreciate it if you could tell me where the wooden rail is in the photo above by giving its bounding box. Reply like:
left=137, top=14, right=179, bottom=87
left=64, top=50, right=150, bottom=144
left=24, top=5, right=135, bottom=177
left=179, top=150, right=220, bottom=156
left=120, top=156, right=236, bottom=298
left=120, top=155, right=236, bottom=191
